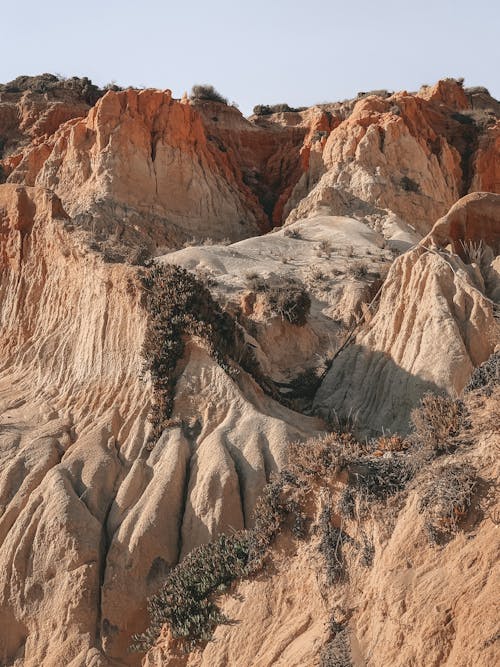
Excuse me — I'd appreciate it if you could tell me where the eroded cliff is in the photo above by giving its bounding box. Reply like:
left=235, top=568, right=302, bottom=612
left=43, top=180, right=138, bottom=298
left=0, top=76, right=498, bottom=667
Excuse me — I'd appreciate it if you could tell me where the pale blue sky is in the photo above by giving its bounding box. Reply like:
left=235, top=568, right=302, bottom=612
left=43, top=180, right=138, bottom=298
left=2, top=0, right=499, bottom=114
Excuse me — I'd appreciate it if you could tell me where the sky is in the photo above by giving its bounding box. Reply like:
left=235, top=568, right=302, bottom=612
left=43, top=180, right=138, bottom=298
left=1, top=0, right=499, bottom=115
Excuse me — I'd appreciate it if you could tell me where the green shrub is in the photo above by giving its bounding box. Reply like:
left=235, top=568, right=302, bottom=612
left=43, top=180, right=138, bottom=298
left=132, top=470, right=305, bottom=653
left=131, top=533, right=250, bottom=652
left=141, top=264, right=237, bottom=440
left=253, top=103, right=305, bottom=115
left=190, top=84, right=228, bottom=105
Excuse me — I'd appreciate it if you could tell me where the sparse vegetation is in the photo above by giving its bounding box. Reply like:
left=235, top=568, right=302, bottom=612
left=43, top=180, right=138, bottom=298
left=400, top=175, right=420, bottom=193
left=141, top=264, right=237, bottom=440
left=320, top=617, right=353, bottom=667
left=319, top=501, right=350, bottom=584
left=465, top=351, right=500, bottom=395
left=244, top=275, right=311, bottom=326
left=410, top=393, right=469, bottom=455
left=283, top=227, right=302, bottom=239
left=286, top=366, right=325, bottom=400
left=460, top=239, right=487, bottom=268
left=253, top=103, right=306, bottom=115
left=316, top=239, right=334, bottom=258
left=309, top=266, right=329, bottom=282
left=347, top=260, right=368, bottom=280
left=266, top=281, right=311, bottom=325
left=134, top=384, right=487, bottom=656
left=418, top=462, right=477, bottom=543
left=190, top=84, right=228, bottom=105
left=0, top=73, right=104, bottom=104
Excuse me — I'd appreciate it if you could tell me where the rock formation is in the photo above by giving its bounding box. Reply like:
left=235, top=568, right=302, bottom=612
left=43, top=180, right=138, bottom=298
left=146, top=388, right=500, bottom=667
left=0, top=75, right=498, bottom=666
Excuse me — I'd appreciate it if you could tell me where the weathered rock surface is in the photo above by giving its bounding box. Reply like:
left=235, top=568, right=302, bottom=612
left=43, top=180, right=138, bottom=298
left=426, top=191, right=500, bottom=257
left=146, top=390, right=499, bottom=667
left=0, top=75, right=101, bottom=163
left=4, top=90, right=331, bottom=254
left=285, top=79, right=500, bottom=237
left=0, top=77, right=498, bottom=667
left=0, top=184, right=321, bottom=665
left=314, top=194, right=500, bottom=436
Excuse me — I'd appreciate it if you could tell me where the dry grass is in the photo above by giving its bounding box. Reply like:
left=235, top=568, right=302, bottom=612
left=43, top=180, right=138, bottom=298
left=418, top=462, right=477, bottom=542
left=410, top=393, right=468, bottom=454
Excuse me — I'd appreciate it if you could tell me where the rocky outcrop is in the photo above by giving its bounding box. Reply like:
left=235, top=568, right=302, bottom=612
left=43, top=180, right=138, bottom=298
left=4, top=91, right=338, bottom=254
left=425, top=191, right=500, bottom=257
left=0, top=75, right=101, bottom=163
left=0, top=77, right=499, bottom=667
left=0, top=184, right=321, bottom=666
left=145, top=388, right=500, bottom=667
left=314, top=194, right=500, bottom=436
left=285, top=79, right=500, bottom=237
left=6, top=90, right=271, bottom=248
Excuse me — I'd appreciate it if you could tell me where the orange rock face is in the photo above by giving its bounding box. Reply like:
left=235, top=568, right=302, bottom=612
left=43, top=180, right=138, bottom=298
left=0, top=75, right=96, bottom=160
left=0, top=77, right=498, bottom=667
left=285, top=79, right=500, bottom=236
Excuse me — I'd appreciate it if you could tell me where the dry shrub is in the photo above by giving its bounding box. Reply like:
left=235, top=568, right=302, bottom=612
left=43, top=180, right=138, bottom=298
left=243, top=275, right=311, bottom=325
left=348, top=455, right=415, bottom=504
left=337, top=487, right=356, bottom=520
left=288, top=433, right=359, bottom=481
left=347, top=260, right=368, bottom=280
left=286, top=366, right=324, bottom=400
left=266, top=281, right=311, bottom=325
left=418, top=462, right=477, bottom=542
left=320, top=617, right=352, bottom=667
left=316, top=239, right=334, bottom=258
left=308, top=266, right=330, bottom=283
left=373, top=434, right=407, bottom=453
left=283, top=227, right=302, bottom=239
left=319, top=501, right=351, bottom=585
left=327, top=408, right=359, bottom=434
left=410, top=393, right=468, bottom=454
left=460, top=239, right=487, bottom=267
left=360, top=532, right=375, bottom=567
left=247, top=472, right=305, bottom=569
left=465, top=351, right=500, bottom=396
